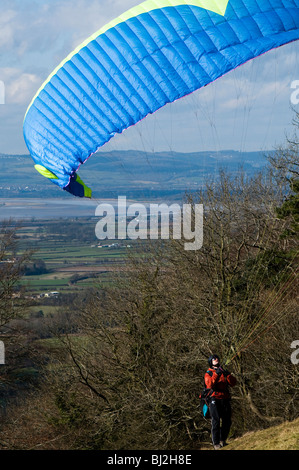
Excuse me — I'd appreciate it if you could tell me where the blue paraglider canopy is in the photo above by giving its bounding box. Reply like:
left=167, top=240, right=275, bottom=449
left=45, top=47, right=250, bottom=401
left=23, top=0, right=299, bottom=197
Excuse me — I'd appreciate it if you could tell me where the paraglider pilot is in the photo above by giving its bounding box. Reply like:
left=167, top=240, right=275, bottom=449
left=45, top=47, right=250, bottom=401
left=205, top=354, right=237, bottom=450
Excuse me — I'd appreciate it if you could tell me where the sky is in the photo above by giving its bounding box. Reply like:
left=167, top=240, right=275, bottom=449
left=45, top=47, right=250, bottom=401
left=0, top=0, right=299, bottom=156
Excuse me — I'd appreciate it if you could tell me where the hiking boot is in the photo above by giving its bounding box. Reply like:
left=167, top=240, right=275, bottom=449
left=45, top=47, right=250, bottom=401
left=220, top=441, right=228, bottom=447
left=214, top=444, right=221, bottom=450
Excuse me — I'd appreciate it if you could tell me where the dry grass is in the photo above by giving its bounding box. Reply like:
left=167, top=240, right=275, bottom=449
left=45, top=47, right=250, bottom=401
left=223, top=418, right=299, bottom=450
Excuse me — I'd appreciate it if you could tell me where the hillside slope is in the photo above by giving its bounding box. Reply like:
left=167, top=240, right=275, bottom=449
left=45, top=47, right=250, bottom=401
left=0, top=150, right=269, bottom=199
left=224, top=418, right=299, bottom=450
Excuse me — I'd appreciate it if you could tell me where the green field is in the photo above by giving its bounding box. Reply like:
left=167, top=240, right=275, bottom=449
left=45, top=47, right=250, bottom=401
left=17, top=219, right=131, bottom=296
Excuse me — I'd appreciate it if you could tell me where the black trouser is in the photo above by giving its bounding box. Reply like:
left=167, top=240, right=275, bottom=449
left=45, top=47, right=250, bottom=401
left=209, top=398, right=232, bottom=445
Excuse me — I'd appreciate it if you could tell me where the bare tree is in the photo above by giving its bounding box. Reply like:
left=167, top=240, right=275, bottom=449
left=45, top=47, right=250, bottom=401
left=1, top=120, right=298, bottom=449
left=0, top=220, right=33, bottom=421
left=268, top=109, right=299, bottom=183
left=40, top=169, right=297, bottom=449
left=0, top=220, right=32, bottom=329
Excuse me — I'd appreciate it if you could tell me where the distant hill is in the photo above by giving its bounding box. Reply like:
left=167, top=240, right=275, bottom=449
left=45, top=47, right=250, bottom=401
left=0, top=150, right=271, bottom=200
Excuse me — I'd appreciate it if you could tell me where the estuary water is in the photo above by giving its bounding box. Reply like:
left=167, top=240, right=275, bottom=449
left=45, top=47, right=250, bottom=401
left=0, top=198, right=101, bottom=220
left=0, top=197, right=178, bottom=220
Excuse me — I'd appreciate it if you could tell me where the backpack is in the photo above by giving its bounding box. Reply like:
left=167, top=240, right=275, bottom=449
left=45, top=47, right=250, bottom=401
left=199, top=370, right=213, bottom=419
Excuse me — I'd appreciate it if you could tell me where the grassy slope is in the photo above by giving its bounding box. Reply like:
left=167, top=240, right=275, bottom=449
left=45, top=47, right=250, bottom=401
left=224, top=418, right=299, bottom=450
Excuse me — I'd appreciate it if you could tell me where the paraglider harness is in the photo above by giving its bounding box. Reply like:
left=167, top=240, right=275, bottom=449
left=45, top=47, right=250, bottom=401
left=199, top=370, right=213, bottom=419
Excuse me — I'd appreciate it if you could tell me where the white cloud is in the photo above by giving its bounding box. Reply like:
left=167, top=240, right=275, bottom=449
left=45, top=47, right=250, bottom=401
left=0, top=1, right=137, bottom=59
left=0, top=10, right=18, bottom=50
left=8, top=73, right=40, bottom=106
left=0, top=68, right=40, bottom=105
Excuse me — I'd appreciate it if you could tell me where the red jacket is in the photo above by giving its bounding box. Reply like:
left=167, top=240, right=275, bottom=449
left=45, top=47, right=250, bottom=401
left=204, top=368, right=237, bottom=400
